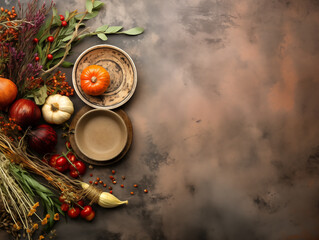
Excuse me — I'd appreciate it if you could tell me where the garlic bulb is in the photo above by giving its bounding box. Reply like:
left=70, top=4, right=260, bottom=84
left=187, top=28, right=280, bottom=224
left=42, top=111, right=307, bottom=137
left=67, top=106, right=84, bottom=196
left=81, top=182, right=128, bottom=208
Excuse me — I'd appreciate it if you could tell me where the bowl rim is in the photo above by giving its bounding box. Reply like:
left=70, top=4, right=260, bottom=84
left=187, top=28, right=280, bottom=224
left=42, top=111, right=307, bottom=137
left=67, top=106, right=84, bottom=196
left=72, top=44, right=137, bottom=109
left=74, top=109, right=128, bottom=161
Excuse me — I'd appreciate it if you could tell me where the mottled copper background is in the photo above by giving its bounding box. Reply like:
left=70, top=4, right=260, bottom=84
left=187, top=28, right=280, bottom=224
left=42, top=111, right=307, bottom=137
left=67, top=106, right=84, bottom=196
left=2, top=0, right=319, bottom=239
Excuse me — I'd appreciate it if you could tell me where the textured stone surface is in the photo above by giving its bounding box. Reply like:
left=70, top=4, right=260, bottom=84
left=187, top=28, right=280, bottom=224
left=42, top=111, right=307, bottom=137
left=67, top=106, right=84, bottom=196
left=2, top=0, right=319, bottom=239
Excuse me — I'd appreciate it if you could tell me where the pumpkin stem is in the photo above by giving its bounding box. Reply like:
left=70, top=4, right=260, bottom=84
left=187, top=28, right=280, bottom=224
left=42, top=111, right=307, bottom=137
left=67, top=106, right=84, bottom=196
left=51, top=103, right=59, bottom=112
left=91, top=76, right=97, bottom=83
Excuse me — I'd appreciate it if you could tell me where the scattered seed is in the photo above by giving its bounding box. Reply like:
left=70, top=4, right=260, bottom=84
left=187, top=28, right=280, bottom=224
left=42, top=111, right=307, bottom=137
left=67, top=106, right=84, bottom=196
left=134, top=184, right=138, bottom=188
left=144, top=189, right=148, bottom=193
left=109, top=175, right=114, bottom=180
left=96, top=177, right=100, bottom=181
left=130, top=192, right=134, bottom=195
left=112, top=180, right=117, bottom=184
left=112, top=170, right=116, bottom=174
left=120, top=184, right=124, bottom=188
left=109, top=190, right=113, bottom=194
left=122, top=176, right=125, bottom=180
left=99, top=180, right=103, bottom=184
left=89, top=165, right=93, bottom=169
left=94, top=181, right=98, bottom=185
left=103, top=184, right=107, bottom=187
left=89, top=173, right=93, bottom=177
left=89, top=181, right=92, bottom=184
left=108, top=186, right=112, bottom=190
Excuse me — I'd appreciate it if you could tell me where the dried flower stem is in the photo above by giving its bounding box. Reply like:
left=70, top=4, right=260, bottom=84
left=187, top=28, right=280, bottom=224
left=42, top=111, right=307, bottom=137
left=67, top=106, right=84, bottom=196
left=0, top=156, right=34, bottom=240
left=0, top=131, right=83, bottom=201
left=0, top=19, right=33, bottom=30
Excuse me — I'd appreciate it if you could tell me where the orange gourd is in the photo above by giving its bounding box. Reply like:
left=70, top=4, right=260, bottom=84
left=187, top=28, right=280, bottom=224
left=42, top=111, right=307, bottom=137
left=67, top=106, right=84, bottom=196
left=80, top=65, right=110, bottom=96
left=0, top=77, right=18, bottom=110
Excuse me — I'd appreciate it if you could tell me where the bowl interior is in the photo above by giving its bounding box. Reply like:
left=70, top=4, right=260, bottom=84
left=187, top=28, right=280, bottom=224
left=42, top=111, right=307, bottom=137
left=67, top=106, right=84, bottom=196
left=75, top=109, right=128, bottom=161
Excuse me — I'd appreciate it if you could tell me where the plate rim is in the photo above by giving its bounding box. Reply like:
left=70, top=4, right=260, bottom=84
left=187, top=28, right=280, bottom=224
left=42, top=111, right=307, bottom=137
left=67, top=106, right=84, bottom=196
left=74, top=108, right=128, bottom=161
left=72, top=44, right=138, bottom=109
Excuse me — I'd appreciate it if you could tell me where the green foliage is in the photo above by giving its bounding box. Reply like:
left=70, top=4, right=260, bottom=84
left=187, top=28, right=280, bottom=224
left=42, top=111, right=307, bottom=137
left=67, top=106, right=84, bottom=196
left=86, top=0, right=94, bottom=13
left=26, top=85, right=48, bottom=105
left=119, top=27, right=145, bottom=35
left=61, top=61, right=74, bottom=68
left=35, top=0, right=144, bottom=76
left=9, top=164, right=63, bottom=229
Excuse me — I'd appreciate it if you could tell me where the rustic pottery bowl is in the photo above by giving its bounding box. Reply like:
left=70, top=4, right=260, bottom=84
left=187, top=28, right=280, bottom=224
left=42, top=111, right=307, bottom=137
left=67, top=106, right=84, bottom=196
left=72, top=44, right=137, bottom=109
left=74, top=109, right=128, bottom=161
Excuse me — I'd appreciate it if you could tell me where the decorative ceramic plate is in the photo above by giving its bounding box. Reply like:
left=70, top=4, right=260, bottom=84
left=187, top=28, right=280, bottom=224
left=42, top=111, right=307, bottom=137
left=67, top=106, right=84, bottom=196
left=72, top=44, right=137, bottom=109
left=74, top=109, right=128, bottom=161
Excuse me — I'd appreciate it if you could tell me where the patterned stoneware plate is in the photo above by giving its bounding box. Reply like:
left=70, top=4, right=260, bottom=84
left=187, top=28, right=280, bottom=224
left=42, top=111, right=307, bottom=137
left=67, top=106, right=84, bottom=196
left=72, top=44, right=137, bottom=109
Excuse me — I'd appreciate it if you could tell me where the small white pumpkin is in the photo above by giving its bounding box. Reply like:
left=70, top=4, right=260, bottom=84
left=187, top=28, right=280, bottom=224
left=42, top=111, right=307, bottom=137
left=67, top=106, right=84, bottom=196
left=42, top=94, right=74, bottom=124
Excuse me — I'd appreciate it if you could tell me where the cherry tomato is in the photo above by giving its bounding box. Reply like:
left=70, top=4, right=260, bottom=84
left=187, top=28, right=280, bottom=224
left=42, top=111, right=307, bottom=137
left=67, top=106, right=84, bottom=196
left=59, top=195, right=66, bottom=203
left=47, top=54, right=53, bottom=60
left=85, top=210, right=95, bottom=221
left=61, top=21, right=67, bottom=27
left=49, top=154, right=60, bottom=168
left=56, top=166, right=64, bottom=172
left=60, top=203, right=69, bottom=212
left=56, top=156, right=67, bottom=167
left=65, top=141, right=71, bottom=149
left=80, top=206, right=93, bottom=218
left=67, top=207, right=80, bottom=218
left=33, top=38, right=39, bottom=43
left=66, top=152, right=76, bottom=163
left=69, top=161, right=86, bottom=175
left=59, top=14, right=64, bottom=21
left=35, top=56, right=40, bottom=61
left=70, top=170, right=79, bottom=178
left=56, top=164, right=69, bottom=173
left=47, top=36, right=54, bottom=42
left=55, top=156, right=69, bottom=172
left=41, top=158, right=48, bottom=164
left=77, top=200, right=84, bottom=207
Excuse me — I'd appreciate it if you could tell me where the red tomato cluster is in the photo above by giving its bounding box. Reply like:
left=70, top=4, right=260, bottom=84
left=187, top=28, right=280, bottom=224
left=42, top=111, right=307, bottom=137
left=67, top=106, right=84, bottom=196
left=59, top=196, right=95, bottom=221
left=44, top=142, right=86, bottom=178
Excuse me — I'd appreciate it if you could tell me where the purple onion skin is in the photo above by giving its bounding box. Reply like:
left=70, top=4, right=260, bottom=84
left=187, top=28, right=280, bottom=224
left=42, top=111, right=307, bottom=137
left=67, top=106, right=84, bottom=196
left=9, top=99, right=41, bottom=128
left=28, top=124, right=57, bottom=155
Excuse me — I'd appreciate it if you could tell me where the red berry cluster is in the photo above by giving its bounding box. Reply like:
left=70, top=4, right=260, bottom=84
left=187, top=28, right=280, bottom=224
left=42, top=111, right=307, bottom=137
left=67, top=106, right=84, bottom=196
left=59, top=14, right=68, bottom=27
left=25, top=76, right=44, bottom=91
left=0, top=115, right=22, bottom=142
left=24, top=70, right=74, bottom=96
left=32, top=14, right=68, bottom=61
left=0, top=6, right=18, bottom=42
left=46, top=71, right=74, bottom=96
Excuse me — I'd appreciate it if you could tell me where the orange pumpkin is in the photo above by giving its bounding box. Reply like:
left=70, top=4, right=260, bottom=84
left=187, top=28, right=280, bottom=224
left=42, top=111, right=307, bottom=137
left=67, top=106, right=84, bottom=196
left=0, top=77, right=18, bottom=110
left=80, top=65, right=110, bottom=96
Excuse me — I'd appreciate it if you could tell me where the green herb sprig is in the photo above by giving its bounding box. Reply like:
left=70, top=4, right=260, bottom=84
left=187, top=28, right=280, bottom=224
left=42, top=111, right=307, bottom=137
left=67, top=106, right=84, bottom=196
left=36, top=0, right=144, bottom=76
left=9, top=164, right=63, bottom=229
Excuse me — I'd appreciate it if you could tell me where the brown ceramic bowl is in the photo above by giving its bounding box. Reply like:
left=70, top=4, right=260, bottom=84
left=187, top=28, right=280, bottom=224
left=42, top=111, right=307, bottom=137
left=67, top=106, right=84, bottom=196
left=74, top=109, right=128, bottom=161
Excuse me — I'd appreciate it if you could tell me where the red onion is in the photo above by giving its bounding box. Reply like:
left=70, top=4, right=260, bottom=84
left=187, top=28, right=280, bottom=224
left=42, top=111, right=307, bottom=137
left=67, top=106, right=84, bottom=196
left=9, top=99, right=41, bottom=128
left=28, top=124, right=57, bottom=155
